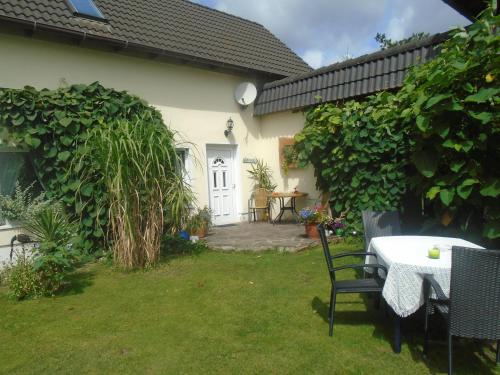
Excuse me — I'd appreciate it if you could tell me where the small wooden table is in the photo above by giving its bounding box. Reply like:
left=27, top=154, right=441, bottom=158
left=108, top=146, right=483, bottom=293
left=269, top=192, right=308, bottom=223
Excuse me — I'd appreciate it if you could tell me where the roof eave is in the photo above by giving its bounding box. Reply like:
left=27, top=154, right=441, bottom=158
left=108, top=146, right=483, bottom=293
left=0, top=15, right=292, bottom=80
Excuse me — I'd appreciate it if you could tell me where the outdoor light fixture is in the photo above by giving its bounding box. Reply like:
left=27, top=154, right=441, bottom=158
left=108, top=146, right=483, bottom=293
left=224, top=117, right=234, bottom=137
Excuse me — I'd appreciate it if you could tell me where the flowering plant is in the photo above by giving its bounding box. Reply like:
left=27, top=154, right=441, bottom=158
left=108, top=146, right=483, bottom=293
left=299, top=205, right=331, bottom=225
left=324, top=211, right=347, bottom=235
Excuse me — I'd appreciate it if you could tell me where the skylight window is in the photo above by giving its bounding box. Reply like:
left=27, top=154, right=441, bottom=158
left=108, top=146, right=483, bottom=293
left=66, top=0, right=106, bottom=21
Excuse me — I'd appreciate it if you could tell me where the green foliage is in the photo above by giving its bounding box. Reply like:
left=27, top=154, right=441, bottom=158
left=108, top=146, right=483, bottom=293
left=397, top=7, right=500, bottom=239
left=24, top=204, right=78, bottom=245
left=0, top=82, right=171, bottom=252
left=33, top=242, right=80, bottom=295
left=161, top=234, right=209, bottom=255
left=0, top=182, right=47, bottom=222
left=20, top=204, right=81, bottom=296
left=374, top=32, right=430, bottom=50
left=74, top=115, right=194, bottom=268
left=1, top=246, right=43, bottom=300
left=186, top=206, right=213, bottom=233
left=295, top=92, right=411, bottom=230
left=295, top=7, right=499, bottom=240
left=247, top=159, right=277, bottom=192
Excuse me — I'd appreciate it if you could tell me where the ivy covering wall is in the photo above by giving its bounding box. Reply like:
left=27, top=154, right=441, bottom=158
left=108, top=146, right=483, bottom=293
left=294, top=7, right=499, bottom=241
left=0, top=82, right=167, bottom=251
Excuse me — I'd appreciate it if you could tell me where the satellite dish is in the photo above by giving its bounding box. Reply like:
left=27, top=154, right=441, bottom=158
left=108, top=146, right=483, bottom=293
left=234, top=82, right=257, bottom=107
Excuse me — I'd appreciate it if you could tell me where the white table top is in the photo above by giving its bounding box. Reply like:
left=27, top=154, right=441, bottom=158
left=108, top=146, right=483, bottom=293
left=366, top=235, right=483, bottom=317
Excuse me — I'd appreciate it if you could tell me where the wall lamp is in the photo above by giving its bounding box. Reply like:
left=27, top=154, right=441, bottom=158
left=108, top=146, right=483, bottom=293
left=224, top=117, right=234, bottom=137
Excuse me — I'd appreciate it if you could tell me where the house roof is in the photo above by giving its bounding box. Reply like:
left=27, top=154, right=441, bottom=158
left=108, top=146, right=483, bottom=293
left=254, top=33, right=449, bottom=116
left=0, top=0, right=312, bottom=78
left=441, top=0, right=490, bottom=20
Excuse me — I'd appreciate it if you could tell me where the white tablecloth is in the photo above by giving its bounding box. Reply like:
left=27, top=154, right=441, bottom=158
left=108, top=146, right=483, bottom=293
left=366, top=236, right=483, bottom=317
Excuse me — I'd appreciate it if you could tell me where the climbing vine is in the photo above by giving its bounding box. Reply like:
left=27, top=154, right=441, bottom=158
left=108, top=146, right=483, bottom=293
left=0, top=82, right=166, bottom=251
left=295, top=6, right=500, bottom=240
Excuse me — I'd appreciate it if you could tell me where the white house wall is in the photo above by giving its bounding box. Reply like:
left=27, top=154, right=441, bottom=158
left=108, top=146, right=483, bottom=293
left=0, top=33, right=320, bottom=222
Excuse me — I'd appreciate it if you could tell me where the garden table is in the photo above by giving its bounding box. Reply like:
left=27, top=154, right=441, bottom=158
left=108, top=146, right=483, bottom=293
left=268, top=192, right=308, bottom=223
left=365, top=235, right=483, bottom=353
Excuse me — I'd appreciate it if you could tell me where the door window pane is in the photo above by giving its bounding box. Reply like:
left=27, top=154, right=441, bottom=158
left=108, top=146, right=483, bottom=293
left=213, top=172, right=217, bottom=188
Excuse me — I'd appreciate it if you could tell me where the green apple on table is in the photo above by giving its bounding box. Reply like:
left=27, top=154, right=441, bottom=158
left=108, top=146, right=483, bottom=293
left=428, top=247, right=440, bottom=259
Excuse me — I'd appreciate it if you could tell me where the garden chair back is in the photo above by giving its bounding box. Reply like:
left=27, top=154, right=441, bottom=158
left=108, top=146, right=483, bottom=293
left=248, top=188, right=271, bottom=223
left=423, top=246, right=500, bottom=374
left=362, top=210, right=401, bottom=251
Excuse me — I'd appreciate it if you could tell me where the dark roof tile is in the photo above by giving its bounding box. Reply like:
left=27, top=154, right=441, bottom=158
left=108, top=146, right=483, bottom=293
left=0, top=0, right=311, bottom=77
left=254, top=32, right=449, bottom=115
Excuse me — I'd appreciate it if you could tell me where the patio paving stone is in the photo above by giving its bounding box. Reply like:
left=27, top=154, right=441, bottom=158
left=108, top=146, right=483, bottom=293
left=205, top=222, right=338, bottom=252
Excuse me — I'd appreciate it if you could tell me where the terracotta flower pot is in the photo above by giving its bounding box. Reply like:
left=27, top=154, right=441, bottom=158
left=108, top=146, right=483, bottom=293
left=194, top=225, right=208, bottom=239
left=305, top=223, right=320, bottom=239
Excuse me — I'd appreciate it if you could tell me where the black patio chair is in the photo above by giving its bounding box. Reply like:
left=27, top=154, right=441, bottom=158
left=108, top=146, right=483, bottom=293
left=361, top=210, right=402, bottom=251
left=423, top=246, right=500, bottom=375
left=317, top=223, right=388, bottom=336
left=361, top=210, right=401, bottom=280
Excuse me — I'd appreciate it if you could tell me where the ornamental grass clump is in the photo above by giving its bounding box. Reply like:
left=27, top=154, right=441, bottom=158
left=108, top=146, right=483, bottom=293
left=76, top=114, right=194, bottom=268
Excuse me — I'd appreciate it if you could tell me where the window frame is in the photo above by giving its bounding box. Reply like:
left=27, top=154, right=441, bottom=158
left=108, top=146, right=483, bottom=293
left=65, top=0, right=107, bottom=22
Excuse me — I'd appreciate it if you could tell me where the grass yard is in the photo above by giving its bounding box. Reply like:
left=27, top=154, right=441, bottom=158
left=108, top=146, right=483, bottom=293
left=1, top=242, right=498, bottom=374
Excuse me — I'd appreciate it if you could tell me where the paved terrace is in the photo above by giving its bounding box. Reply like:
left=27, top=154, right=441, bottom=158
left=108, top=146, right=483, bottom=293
left=205, top=222, right=337, bottom=252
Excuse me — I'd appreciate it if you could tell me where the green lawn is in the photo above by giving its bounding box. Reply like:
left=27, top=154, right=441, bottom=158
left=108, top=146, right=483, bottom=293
left=1, top=242, right=498, bottom=375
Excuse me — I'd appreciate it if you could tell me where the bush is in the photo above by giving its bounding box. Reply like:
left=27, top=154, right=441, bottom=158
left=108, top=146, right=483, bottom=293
left=8, top=204, right=82, bottom=297
left=161, top=234, right=209, bottom=256
left=0, top=182, right=47, bottom=222
left=1, top=246, right=43, bottom=300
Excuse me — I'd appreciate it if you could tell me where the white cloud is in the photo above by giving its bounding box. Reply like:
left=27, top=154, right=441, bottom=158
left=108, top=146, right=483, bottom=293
left=302, top=50, right=324, bottom=69
left=193, top=0, right=470, bottom=69
left=387, top=5, right=415, bottom=40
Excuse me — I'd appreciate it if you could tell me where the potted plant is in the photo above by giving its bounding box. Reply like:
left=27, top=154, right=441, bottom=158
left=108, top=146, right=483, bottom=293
left=247, top=159, right=277, bottom=221
left=299, top=205, right=331, bottom=239
left=186, top=206, right=212, bottom=238
left=329, top=214, right=347, bottom=237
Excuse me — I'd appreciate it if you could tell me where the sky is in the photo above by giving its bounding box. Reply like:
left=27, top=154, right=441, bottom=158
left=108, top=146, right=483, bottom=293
left=190, top=0, right=470, bottom=69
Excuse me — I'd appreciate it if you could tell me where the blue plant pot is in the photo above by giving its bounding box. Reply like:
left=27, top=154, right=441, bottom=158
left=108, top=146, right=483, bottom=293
left=179, top=230, right=190, bottom=241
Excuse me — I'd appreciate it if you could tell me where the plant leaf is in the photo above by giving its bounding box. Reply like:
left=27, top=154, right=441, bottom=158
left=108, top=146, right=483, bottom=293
left=412, top=150, right=438, bottom=178
left=439, top=189, right=455, bottom=206
left=425, top=94, right=451, bottom=109
left=465, top=88, right=499, bottom=103
left=57, top=151, right=71, bottom=162
left=480, top=179, right=500, bottom=198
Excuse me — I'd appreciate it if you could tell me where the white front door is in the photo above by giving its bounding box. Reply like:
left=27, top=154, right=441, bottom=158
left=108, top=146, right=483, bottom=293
left=207, top=146, right=237, bottom=226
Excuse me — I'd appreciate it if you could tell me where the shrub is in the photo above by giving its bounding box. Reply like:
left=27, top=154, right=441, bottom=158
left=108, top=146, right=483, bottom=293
left=0, top=182, right=47, bottom=222
left=161, top=234, right=209, bottom=256
left=21, top=204, right=81, bottom=296
left=2, top=246, right=43, bottom=300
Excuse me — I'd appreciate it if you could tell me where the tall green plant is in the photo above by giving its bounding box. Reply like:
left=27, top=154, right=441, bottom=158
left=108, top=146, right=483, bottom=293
left=74, top=115, right=194, bottom=268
